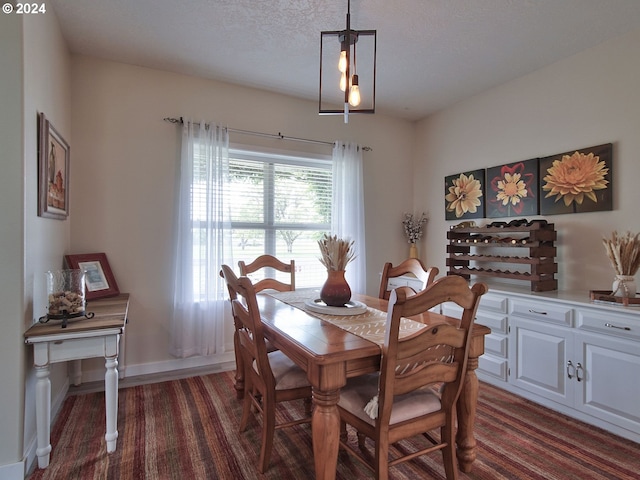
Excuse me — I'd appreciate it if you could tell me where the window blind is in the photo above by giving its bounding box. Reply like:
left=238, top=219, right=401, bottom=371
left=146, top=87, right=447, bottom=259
left=229, top=148, right=333, bottom=287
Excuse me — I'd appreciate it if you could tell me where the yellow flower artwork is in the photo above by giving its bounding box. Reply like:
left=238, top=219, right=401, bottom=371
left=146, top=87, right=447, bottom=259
left=540, top=143, right=612, bottom=215
left=444, top=169, right=485, bottom=220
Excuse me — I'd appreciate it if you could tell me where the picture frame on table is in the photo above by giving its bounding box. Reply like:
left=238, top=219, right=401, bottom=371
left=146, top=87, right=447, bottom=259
left=64, top=253, right=120, bottom=300
left=38, top=112, right=70, bottom=220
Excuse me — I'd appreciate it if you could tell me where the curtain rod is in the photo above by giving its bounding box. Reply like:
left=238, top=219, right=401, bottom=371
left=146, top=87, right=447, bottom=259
left=163, top=117, right=371, bottom=151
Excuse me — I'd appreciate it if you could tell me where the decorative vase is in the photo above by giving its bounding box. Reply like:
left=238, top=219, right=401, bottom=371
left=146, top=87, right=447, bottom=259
left=320, top=269, right=352, bottom=307
left=409, top=243, right=418, bottom=259
left=612, top=275, right=637, bottom=298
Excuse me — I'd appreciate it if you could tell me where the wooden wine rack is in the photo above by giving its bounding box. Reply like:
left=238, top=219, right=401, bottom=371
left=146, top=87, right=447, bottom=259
left=446, top=222, right=557, bottom=291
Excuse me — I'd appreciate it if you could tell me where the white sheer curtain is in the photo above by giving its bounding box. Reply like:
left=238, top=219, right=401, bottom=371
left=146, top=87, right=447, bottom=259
left=332, top=141, right=367, bottom=293
left=170, top=120, right=233, bottom=358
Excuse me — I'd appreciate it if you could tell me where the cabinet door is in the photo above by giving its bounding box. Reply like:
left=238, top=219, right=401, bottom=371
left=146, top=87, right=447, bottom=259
left=509, top=317, right=573, bottom=406
left=574, top=331, right=640, bottom=434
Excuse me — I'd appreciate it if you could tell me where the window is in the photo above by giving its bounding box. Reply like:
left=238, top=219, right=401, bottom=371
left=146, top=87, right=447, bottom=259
left=228, top=148, right=332, bottom=287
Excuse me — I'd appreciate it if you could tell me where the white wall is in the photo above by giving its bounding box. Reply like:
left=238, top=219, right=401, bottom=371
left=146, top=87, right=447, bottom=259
left=69, top=57, right=415, bottom=379
left=0, top=7, right=71, bottom=478
left=0, top=13, right=26, bottom=478
left=21, top=8, right=73, bottom=474
left=415, top=28, right=640, bottom=292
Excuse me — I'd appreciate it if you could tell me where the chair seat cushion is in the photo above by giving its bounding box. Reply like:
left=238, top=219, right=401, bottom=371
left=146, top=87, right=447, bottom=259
left=338, top=373, right=441, bottom=425
left=267, top=350, right=310, bottom=391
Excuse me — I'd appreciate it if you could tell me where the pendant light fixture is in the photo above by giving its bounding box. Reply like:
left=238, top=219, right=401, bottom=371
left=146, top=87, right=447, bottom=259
left=319, top=0, right=376, bottom=123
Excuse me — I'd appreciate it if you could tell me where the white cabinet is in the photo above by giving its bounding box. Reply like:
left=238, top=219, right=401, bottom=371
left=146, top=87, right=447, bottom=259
left=472, top=287, right=640, bottom=444
left=474, top=293, right=509, bottom=383
left=509, top=316, right=574, bottom=406
left=508, top=297, right=574, bottom=405
left=573, top=310, right=640, bottom=435
left=443, top=292, right=509, bottom=383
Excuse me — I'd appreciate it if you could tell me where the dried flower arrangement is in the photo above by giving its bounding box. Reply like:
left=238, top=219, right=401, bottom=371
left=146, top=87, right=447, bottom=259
left=402, top=213, right=428, bottom=244
left=318, top=234, right=355, bottom=271
left=602, top=231, right=640, bottom=276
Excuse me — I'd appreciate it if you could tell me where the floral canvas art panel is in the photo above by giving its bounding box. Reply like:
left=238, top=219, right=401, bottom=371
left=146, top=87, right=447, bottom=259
left=486, top=158, right=539, bottom=218
left=539, top=143, right=612, bottom=215
left=444, top=169, right=485, bottom=220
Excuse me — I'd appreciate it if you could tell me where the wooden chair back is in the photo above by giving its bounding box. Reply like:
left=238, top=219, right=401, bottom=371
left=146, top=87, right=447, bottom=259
left=379, top=276, right=487, bottom=428
left=238, top=254, right=295, bottom=292
left=220, top=264, right=275, bottom=393
left=378, top=258, right=438, bottom=300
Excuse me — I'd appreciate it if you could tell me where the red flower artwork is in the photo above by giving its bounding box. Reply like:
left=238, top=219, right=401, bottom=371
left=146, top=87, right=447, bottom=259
left=487, top=160, right=538, bottom=218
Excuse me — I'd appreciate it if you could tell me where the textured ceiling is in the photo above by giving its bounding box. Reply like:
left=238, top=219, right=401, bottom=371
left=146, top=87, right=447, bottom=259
left=50, top=0, right=640, bottom=121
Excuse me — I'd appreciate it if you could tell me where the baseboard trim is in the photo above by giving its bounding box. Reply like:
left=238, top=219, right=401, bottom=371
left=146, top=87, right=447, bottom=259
left=0, top=460, right=25, bottom=480
left=68, top=353, right=237, bottom=394
left=126, top=352, right=236, bottom=379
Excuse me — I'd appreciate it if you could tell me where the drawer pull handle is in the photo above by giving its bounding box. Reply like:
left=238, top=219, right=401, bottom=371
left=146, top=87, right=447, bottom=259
left=576, top=363, right=584, bottom=382
left=566, top=360, right=575, bottom=379
left=604, top=323, right=631, bottom=331
left=529, top=309, right=547, bottom=315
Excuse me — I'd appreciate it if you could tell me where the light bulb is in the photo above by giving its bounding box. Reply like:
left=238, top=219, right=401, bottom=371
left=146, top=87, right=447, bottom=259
left=349, top=75, right=361, bottom=107
left=338, top=50, right=347, bottom=73
left=340, top=72, right=347, bottom=92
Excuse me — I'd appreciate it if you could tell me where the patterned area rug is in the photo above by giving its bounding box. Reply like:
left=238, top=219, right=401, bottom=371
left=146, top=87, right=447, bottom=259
left=27, top=371, right=639, bottom=479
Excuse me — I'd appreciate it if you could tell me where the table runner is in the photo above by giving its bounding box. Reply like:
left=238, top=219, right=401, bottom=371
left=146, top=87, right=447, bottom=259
left=265, top=288, right=426, bottom=346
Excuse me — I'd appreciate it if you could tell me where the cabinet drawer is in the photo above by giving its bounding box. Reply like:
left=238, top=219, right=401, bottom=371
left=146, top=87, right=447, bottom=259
left=387, top=277, right=408, bottom=289
left=576, top=309, right=640, bottom=342
left=386, top=275, right=424, bottom=292
left=443, top=304, right=507, bottom=334
left=478, top=354, right=508, bottom=381
left=479, top=293, right=508, bottom=313
left=476, top=311, right=508, bottom=334
left=510, top=298, right=573, bottom=326
left=485, top=333, right=507, bottom=357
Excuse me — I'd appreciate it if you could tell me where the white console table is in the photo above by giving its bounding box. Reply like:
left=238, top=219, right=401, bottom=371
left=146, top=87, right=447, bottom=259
left=24, top=293, right=129, bottom=469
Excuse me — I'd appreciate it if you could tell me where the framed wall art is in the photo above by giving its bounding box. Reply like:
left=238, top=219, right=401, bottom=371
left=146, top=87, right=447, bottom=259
left=444, top=169, right=485, bottom=220
left=38, top=112, right=70, bottom=219
left=539, top=143, right=612, bottom=215
left=64, top=253, right=120, bottom=300
left=486, top=158, right=539, bottom=218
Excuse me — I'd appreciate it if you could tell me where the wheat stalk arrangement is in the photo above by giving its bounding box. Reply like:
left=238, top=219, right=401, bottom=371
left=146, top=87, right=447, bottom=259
left=318, top=234, right=355, bottom=271
left=602, top=231, right=640, bottom=276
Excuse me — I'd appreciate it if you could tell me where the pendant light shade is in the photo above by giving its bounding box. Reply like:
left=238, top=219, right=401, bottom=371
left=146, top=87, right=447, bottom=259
left=319, top=0, right=376, bottom=123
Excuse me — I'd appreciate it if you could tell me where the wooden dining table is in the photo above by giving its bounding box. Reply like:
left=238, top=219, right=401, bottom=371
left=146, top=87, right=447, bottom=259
left=241, top=288, right=490, bottom=480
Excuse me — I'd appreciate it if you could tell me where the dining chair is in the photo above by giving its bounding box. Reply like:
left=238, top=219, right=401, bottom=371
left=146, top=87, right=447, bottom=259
left=338, top=275, right=488, bottom=480
left=238, top=254, right=295, bottom=292
left=237, top=255, right=293, bottom=386
left=220, top=264, right=312, bottom=473
left=378, top=258, right=439, bottom=300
